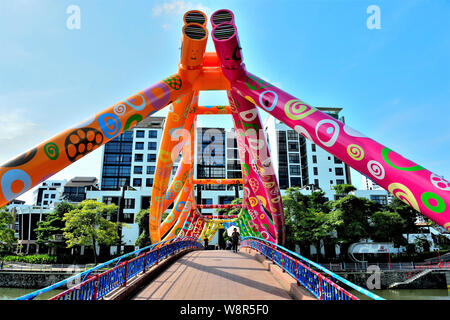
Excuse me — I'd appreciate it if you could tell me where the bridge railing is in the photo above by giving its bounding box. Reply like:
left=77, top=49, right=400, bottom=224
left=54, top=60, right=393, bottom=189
left=16, top=237, right=202, bottom=300
left=241, top=237, right=384, bottom=300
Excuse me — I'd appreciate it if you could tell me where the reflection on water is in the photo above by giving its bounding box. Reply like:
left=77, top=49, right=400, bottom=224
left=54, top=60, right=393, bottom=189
left=355, top=289, right=450, bottom=300
left=0, top=288, right=61, bottom=300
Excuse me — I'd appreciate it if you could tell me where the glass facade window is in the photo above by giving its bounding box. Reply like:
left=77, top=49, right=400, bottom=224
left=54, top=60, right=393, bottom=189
left=134, top=154, right=143, bottom=162
left=290, top=177, right=301, bottom=187
left=289, top=153, right=300, bottom=163
left=314, top=179, right=319, bottom=188
left=124, top=198, right=135, bottom=209
left=136, top=130, right=145, bottom=138
left=103, top=196, right=119, bottom=205
left=336, top=179, right=345, bottom=185
left=134, top=166, right=143, bottom=174
left=334, top=156, right=343, bottom=164
left=146, top=178, right=153, bottom=187
left=148, top=142, right=157, bottom=150
left=370, top=195, right=387, bottom=205
left=311, top=144, right=316, bottom=152
left=312, top=155, right=317, bottom=163
left=147, top=166, right=155, bottom=175
left=135, top=142, right=144, bottom=150
left=202, top=198, right=213, bottom=205
left=172, top=166, right=178, bottom=175
left=147, top=154, right=156, bottom=162
left=277, top=131, right=289, bottom=189
left=148, top=130, right=157, bottom=138
left=133, top=178, right=142, bottom=187
left=290, top=165, right=301, bottom=175
left=288, top=142, right=299, bottom=152
left=313, top=167, right=318, bottom=175
left=287, top=130, right=297, bottom=140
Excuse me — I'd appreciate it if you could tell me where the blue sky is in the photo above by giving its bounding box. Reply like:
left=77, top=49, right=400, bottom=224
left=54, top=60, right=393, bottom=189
left=0, top=0, right=449, bottom=204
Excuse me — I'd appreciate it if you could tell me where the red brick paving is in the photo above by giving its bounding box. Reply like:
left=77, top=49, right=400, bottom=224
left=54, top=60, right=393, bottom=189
left=132, top=250, right=293, bottom=300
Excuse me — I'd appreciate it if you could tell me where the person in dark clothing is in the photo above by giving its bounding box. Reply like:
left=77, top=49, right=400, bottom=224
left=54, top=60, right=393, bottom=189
left=204, top=237, right=209, bottom=250
left=231, top=228, right=240, bottom=253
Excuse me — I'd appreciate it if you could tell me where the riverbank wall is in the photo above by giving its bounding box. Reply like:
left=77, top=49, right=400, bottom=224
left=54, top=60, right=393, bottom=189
left=0, top=271, right=75, bottom=289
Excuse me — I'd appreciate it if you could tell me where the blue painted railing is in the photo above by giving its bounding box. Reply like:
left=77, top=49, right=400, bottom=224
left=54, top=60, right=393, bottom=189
left=241, top=237, right=384, bottom=300
left=16, top=237, right=202, bottom=300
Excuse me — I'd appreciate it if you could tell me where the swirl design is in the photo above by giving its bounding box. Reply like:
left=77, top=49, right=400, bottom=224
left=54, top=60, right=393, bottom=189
left=113, top=103, right=126, bottom=116
left=173, top=180, right=183, bottom=192
left=444, top=223, right=450, bottom=232
left=347, top=144, right=364, bottom=161
left=124, top=114, right=143, bottom=131
left=124, top=94, right=146, bottom=111
left=98, top=113, right=122, bottom=139
left=421, top=192, right=446, bottom=213
left=44, top=143, right=59, bottom=160
left=388, top=183, right=420, bottom=211
left=367, top=160, right=385, bottom=180
left=258, top=90, right=278, bottom=112
left=285, top=100, right=317, bottom=120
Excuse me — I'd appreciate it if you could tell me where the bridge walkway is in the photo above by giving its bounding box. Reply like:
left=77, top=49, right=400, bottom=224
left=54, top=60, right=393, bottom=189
left=132, top=250, right=294, bottom=300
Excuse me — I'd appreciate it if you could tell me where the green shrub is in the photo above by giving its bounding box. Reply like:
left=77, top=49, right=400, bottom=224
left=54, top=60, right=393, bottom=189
left=1, top=254, right=57, bottom=264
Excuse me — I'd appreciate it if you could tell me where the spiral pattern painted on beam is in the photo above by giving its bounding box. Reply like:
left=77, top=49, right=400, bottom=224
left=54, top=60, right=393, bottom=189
left=294, top=125, right=313, bottom=141
left=388, top=183, right=420, bottom=212
left=367, top=160, right=385, bottom=180
left=124, top=94, right=146, bottom=111
left=347, top=144, right=364, bottom=161
left=98, top=113, right=122, bottom=139
left=43, top=143, right=59, bottom=160
left=113, top=103, right=126, bottom=116
left=285, top=100, right=317, bottom=121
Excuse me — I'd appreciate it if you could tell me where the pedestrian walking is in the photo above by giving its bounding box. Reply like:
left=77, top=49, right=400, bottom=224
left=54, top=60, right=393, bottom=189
left=231, top=228, right=240, bottom=253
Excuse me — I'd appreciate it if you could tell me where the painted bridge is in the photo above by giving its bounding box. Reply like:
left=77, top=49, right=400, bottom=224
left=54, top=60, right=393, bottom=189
left=17, top=237, right=382, bottom=301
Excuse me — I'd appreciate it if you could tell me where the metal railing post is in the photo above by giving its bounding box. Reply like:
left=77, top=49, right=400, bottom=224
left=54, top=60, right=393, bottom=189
left=123, top=262, right=128, bottom=287
left=142, top=252, right=147, bottom=274
left=92, top=274, right=99, bottom=301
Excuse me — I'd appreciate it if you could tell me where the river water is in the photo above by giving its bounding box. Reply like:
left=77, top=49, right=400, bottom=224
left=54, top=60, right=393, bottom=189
left=354, top=288, right=450, bottom=300
left=0, top=288, right=62, bottom=300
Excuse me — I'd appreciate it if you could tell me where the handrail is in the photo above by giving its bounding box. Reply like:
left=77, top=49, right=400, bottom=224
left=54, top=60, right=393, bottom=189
left=16, top=236, right=201, bottom=300
left=241, top=236, right=384, bottom=300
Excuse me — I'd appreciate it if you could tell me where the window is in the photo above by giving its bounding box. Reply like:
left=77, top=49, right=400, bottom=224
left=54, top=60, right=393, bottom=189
left=134, top=154, right=143, bottom=162
left=312, top=155, right=317, bottom=163
left=50, top=194, right=56, bottom=199
left=146, top=178, right=153, bottom=187
left=119, top=166, right=131, bottom=176
left=370, top=195, right=387, bottom=205
left=147, top=166, right=155, bottom=175
left=202, top=198, right=213, bottom=205
left=148, top=130, right=157, bottom=138
left=103, top=166, right=119, bottom=175
left=311, top=144, right=316, bottom=152
left=133, top=166, right=143, bottom=174
left=135, top=142, right=144, bottom=150
left=136, top=130, right=145, bottom=138
left=172, top=166, right=178, bottom=175
left=328, top=156, right=331, bottom=160
left=334, top=157, right=342, bottom=164
left=330, top=180, right=333, bottom=185
left=287, top=130, right=297, bottom=140
left=133, top=178, right=142, bottom=187
left=329, top=168, right=332, bottom=172
left=124, top=198, right=135, bottom=209
left=313, top=167, right=318, bottom=175
left=44, top=194, right=49, bottom=198
left=314, top=179, right=319, bottom=188
left=147, top=154, right=156, bottom=162
left=290, top=177, right=301, bottom=187
left=335, top=167, right=344, bottom=176
left=290, top=165, right=301, bottom=175
left=148, top=142, right=157, bottom=150
left=288, top=142, right=299, bottom=152
left=336, top=179, right=345, bottom=185
left=289, top=153, right=300, bottom=163
left=43, top=201, right=48, bottom=205
left=103, top=196, right=119, bottom=205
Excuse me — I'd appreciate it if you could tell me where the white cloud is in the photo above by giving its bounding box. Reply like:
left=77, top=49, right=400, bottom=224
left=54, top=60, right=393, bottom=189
left=152, top=1, right=212, bottom=17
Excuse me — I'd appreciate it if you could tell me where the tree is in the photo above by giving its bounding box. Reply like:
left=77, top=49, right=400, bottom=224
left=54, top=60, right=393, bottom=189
left=370, top=211, right=407, bottom=246
left=333, top=194, right=380, bottom=260
left=215, top=198, right=242, bottom=216
left=35, top=202, right=76, bottom=254
left=135, top=209, right=151, bottom=248
left=63, top=200, right=119, bottom=264
left=283, top=188, right=338, bottom=261
left=386, top=197, right=419, bottom=252
left=0, top=207, right=16, bottom=254
left=332, top=184, right=356, bottom=196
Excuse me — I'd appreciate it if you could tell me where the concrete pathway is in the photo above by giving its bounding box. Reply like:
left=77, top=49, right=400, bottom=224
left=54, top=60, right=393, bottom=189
left=132, top=250, right=293, bottom=300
